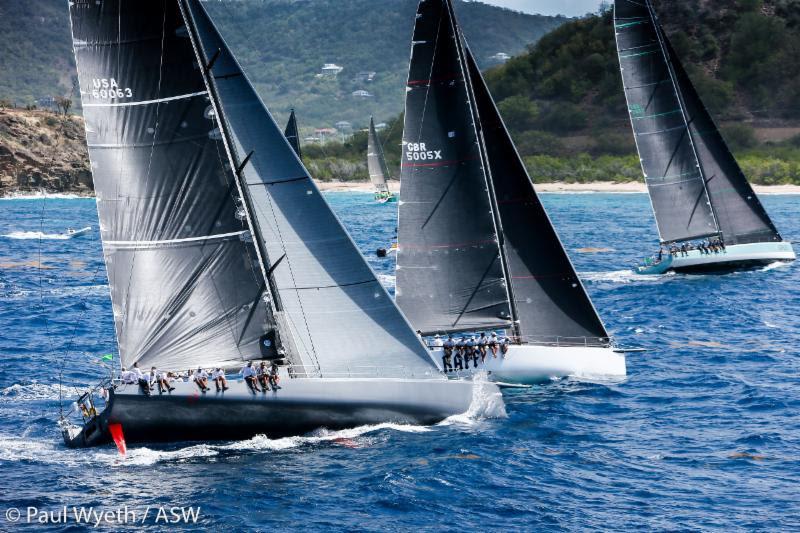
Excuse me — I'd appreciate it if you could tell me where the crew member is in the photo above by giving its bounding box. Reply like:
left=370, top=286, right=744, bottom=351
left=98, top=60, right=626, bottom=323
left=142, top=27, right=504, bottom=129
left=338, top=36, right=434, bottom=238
left=257, top=362, right=271, bottom=392
left=213, top=368, right=229, bottom=392
left=241, top=361, right=260, bottom=393
left=269, top=362, right=281, bottom=390
left=442, top=335, right=454, bottom=372
left=194, top=366, right=211, bottom=393
left=132, top=362, right=151, bottom=396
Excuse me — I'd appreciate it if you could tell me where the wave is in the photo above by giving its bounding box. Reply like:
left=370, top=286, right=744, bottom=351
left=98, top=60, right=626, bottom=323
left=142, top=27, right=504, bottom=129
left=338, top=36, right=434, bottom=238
left=1, top=231, right=72, bottom=240
left=440, top=376, right=507, bottom=426
left=0, top=192, right=92, bottom=201
left=0, top=383, right=84, bottom=402
left=581, top=269, right=674, bottom=284
left=377, top=274, right=396, bottom=290
left=760, top=261, right=792, bottom=272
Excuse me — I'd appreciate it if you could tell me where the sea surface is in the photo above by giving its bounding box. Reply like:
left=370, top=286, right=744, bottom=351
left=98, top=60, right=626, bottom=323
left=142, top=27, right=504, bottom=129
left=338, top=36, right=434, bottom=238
left=0, top=192, right=798, bottom=531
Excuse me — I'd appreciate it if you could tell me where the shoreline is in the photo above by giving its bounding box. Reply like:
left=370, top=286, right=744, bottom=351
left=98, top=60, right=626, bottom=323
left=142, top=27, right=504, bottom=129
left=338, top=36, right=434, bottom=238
left=312, top=180, right=800, bottom=195
left=4, top=181, right=800, bottom=198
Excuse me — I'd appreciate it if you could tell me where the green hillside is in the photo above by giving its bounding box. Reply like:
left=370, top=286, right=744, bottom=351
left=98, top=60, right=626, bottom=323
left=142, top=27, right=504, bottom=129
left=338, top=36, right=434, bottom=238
left=0, top=0, right=565, bottom=129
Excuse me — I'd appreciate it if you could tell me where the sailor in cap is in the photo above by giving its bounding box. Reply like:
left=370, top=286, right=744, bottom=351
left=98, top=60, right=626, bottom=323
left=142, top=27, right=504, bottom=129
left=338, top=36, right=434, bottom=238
left=489, top=332, right=499, bottom=358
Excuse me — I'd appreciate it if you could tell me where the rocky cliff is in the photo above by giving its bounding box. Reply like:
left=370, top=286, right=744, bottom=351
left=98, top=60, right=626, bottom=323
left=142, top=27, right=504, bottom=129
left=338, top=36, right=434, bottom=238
left=0, top=108, right=92, bottom=196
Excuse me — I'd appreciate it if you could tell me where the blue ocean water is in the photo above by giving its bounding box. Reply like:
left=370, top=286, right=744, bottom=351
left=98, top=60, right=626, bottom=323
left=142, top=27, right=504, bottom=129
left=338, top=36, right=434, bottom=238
left=0, top=192, right=798, bottom=531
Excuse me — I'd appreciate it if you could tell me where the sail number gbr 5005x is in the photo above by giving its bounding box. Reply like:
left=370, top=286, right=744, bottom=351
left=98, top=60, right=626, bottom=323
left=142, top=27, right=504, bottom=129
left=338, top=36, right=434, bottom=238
left=405, top=142, right=443, bottom=162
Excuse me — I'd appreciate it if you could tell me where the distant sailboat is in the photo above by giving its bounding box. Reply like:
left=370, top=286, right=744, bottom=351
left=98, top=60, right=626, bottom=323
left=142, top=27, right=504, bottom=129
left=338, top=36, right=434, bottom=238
left=61, top=0, right=482, bottom=449
left=284, top=108, right=302, bottom=158
left=396, top=0, right=627, bottom=384
left=614, top=0, right=795, bottom=274
left=367, top=117, right=396, bottom=203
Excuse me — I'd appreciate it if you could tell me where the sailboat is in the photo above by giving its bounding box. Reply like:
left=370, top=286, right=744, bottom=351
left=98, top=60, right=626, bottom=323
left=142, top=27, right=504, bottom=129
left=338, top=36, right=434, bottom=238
left=395, top=0, right=627, bottom=384
left=368, top=117, right=397, bottom=204
left=614, top=0, right=796, bottom=274
left=284, top=108, right=302, bottom=158
left=61, top=0, right=483, bottom=449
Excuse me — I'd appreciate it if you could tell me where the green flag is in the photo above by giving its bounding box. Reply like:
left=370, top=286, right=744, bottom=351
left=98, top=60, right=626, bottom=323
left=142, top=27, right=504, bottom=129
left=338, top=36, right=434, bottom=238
left=101, top=354, right=114, bottom=361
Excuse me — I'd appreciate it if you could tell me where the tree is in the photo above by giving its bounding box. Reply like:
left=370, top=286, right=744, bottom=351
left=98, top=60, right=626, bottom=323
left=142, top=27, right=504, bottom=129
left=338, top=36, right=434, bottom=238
left=55, top=96, right=72, bottom=116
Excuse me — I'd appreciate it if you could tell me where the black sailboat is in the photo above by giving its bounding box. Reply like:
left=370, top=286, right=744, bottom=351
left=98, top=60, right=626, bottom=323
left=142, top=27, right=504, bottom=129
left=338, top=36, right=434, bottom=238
left=367, top=117, right=396, bottom=203
left=284, top=108, right=302, bottom=158
left=614, top=0, right=795, bottom=274
left=395, top=0, right=626, bottom=384
left=61, top=0, right=482, bottom=449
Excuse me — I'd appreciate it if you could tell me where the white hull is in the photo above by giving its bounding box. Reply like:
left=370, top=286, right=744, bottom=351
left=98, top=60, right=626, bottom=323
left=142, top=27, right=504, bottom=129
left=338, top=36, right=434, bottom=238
left=640, top=241, right=795, bottom=274
left=431, top=344, right=627, bottom=385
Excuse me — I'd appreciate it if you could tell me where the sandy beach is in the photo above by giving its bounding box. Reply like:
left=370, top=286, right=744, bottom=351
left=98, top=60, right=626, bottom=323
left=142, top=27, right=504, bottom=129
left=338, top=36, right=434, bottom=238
left=314, top=180, right=800, bottom=195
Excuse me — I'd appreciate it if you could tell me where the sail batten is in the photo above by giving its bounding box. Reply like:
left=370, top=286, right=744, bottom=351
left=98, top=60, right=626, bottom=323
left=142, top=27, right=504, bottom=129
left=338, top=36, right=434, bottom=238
left=181, top=0, right=439, bottom=377
left=69, top=0, right=274, bottom=370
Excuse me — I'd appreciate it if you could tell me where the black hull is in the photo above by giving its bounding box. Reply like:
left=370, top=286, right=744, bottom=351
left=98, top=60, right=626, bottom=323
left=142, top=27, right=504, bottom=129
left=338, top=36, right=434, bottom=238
left=63, top=378, right=478, bottom=449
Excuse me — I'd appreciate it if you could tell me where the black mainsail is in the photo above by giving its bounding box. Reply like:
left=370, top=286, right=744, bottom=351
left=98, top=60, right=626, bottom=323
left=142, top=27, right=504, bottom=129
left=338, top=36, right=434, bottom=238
left=70, top=0, right=273, bottom=371
left=367, top=117, right=391, bottom=193
left=397, top=0, right=512, bottom=336
left=397, top=0, right=608, bottom=344
left=614, top=0, right=782, bottom=246
left=284, top=109, right=302, bottom=158
left=181, top=0, right=436, bottom=376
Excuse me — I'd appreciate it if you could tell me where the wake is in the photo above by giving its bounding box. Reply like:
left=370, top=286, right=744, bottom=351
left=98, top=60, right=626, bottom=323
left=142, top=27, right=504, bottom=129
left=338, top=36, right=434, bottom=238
left=581, top=269, right=674, bottom=284
left=2, top=231, right=70, bottom=240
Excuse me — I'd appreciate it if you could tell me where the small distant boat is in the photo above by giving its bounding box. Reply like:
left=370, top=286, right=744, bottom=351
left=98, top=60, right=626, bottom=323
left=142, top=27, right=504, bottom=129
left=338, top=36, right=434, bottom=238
left=367, top=117, right=397, bottom=204
left=284, top=108, right=302, bottom=158
left=614, top=0, right=796, bottom=274
left=64, top=227, right=92, bottom=239
left=395, top=0, right=627, bottom=385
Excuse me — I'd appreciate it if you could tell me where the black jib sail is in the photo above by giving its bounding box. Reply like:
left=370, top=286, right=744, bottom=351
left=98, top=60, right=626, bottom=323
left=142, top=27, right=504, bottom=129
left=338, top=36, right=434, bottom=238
left=180, top=0, right=437, bottom=376
left=396, top=0, right=513, bottom=336
left=464, top=45, right=609, bottom=342
left=367, top=117, right=390, bottom=193
left=284, top=109, right=302, bottom=159
left=614, top=0, right=782, bottom=245
left=70, top=0, right=273, bottom=371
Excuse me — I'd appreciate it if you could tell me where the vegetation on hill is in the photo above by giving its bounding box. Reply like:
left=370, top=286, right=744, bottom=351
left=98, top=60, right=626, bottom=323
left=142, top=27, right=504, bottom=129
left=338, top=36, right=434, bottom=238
left=306, top=0, right=800, bottom=185
left=0, top=0, right=564, bottom=130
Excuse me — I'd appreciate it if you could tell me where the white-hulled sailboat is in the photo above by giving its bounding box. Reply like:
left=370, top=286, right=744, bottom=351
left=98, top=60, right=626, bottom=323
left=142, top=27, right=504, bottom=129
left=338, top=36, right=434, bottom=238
left=614, top=0, right=795, bottom=274
left=61, top=0, right=486, bottom=449
left=395, top=0, right=627, bottom=385
left=368, top=117, right=397, bottom=204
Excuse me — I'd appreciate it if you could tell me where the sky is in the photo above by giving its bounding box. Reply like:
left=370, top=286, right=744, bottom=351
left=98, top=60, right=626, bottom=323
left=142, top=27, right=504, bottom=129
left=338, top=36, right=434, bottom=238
left=476, top=0, right=604, bottom=17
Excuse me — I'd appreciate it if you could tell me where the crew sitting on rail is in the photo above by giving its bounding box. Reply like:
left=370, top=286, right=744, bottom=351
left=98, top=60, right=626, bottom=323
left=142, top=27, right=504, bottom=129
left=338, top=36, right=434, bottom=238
left=193, top=366, right=211, bottom=393
left=269, top=362, right=282, bottom=390
left=120, top=366, right=136, bottom=385
left=153, top=367, right=175, bottom=394
left=212, top=368, right=229, bottom=392
left=241, top=361, right=260, bottom=393
left=432, top=334, right=444, bottom=349
left=453, top=338, right=465, bottom=371
left=478, top=333, right=489, bottom=363
left=442, top=335, right=454, bottom=372
left=257, top=362, right=271, bottom=392
left=500, top=335, right=511, bottom=356
left=488, top=332, right=499, bottom=358
left=132, top=362, right=151, bottom=396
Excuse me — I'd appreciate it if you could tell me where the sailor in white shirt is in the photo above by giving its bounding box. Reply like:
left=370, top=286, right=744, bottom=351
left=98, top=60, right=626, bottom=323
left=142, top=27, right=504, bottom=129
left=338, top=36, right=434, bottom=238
left=119, top=367, right=136, bottom=385
left=193, top=367, right=211, bottom=393
left=131, top=362, right=151, bottom=396
left=212, top=368, right=229, bottom=392
left=240, top=361, right=261, bottom=393
left=432, top=334, right=444, bottom=348
left=152, top=367, right=175, bottom=394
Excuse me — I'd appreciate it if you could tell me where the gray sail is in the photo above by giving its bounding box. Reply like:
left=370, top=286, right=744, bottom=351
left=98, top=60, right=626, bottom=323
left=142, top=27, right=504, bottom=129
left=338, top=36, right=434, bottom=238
left=614, top=0, right=719, bottom=244
left=664, top=39, right=782, bottom=245
left=396, top=0, right=513, bottom=336
left=367, top=117, right=390, bottom=192
left=69, top=0, right=273, bottom=371
left=284, top=109, right=302, bottom=159
left=180, top=0, right=438, bottom=377
left=464, top=46, right=609, bottom=343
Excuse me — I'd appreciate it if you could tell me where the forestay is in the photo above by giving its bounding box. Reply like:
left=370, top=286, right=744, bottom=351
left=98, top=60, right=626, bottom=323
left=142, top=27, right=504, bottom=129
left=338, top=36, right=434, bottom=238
left=614, top=0, right=719, bottom=244
left=180, top=0, right=438, bottom=377
left=464, top=46, right=609, bottom=343
left=397, top=0, right=512, bottom=336
left=70, top=0, right=272, bottom=370
left=367, top=117, right=391, bottom=192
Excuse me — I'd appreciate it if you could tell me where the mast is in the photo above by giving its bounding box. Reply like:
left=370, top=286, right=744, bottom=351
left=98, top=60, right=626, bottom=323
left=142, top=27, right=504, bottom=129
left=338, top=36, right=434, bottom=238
left=645, top=0, right=721, bottom=242
left=178, top=0, right=286, bottom=329
left=444, top=0, right=521, bottom=339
